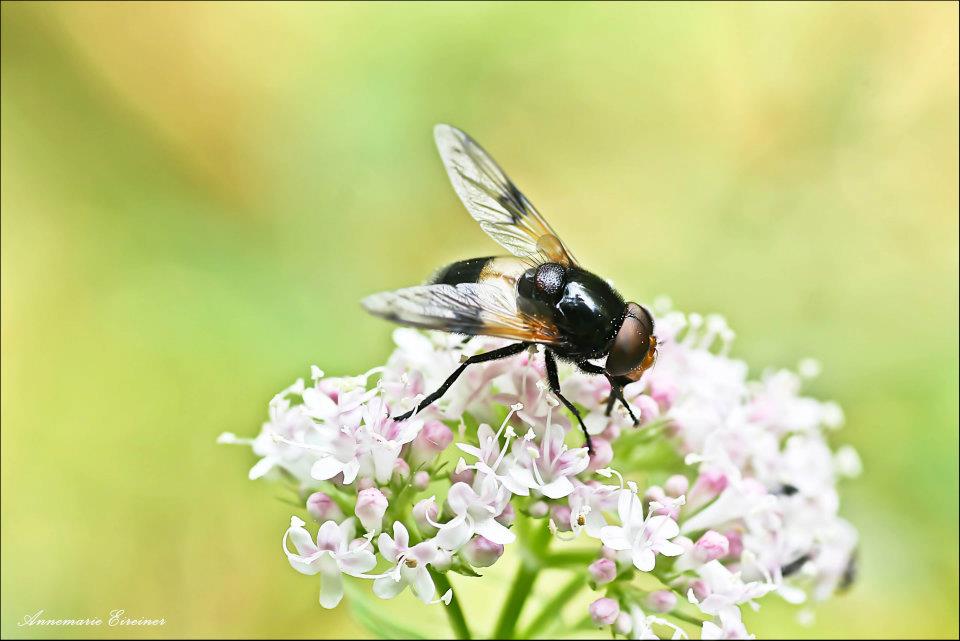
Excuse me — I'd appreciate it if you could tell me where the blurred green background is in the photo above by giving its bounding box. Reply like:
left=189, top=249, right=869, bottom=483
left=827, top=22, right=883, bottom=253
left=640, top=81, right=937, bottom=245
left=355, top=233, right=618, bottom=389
left=1, top=2, right=957, bottom=639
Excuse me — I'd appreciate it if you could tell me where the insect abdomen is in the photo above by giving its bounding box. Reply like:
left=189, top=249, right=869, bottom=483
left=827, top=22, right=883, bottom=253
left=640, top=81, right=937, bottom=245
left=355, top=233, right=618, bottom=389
left=431, top=257, right=494, bottom=285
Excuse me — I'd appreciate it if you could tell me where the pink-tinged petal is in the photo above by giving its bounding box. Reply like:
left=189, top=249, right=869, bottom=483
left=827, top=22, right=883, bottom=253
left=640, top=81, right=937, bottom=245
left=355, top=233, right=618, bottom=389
left=475, top=518, right=516, bottom=545
left=446, top=483, right=477, bottom=516
left=409, top=566, right=436, bottom=603
left=656, top=541, right=686, bottom=557
left=508, top=467, right=538, bottom=491
left=500, top=473, right=532, bottom=497
left=456, top=443, right=483, bottom=458
left=338, top=458, right=360, bottom=485
left=316, top=521, right=343, bottom=552
left=288, top=521, right=319, bottom=557
left=311, top=456, right=345, bottom=481
left=619, top=491, right=645, bottom=527
left=248, top=457, right=276, bottom=480
left=646, top=515, right=680, bottom=540
left=632, top=548, right=656, bottom=572
left=392, top=521, right=409, bottom=550
left=373, top=574, right=405, bottom=600
left=302, top=388, right=337, bottom=417
left=599, top=525, right=632, bottom=551
left=435, top=515, right=472, bottom=550
left=339, top=549, right=377, bottom=575
left=372, top=445, right=399, bottom=484
left=318, top=555, right=345, bottom=609
left=377, top=532, right=399, bottom=563
left=410, top=541, right=438, bottom=565
left=540, top=477, right=574, bottom=500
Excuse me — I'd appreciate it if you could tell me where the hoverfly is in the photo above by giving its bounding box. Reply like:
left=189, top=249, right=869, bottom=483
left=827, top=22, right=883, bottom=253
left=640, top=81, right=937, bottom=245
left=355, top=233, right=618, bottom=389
left=362, top=125, right=658, bottom=452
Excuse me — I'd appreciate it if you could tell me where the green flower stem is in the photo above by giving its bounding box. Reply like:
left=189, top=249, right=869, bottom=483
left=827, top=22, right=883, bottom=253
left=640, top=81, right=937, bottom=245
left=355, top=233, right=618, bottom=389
left=431, top=569, right=472, bottom=640
left=493, top=517, right=552, bottom=639
left=665, top=608, right=708, bottom=628
left=521, top=573, right=585, bottom=638
left=541, top=550, right=597, bottom=568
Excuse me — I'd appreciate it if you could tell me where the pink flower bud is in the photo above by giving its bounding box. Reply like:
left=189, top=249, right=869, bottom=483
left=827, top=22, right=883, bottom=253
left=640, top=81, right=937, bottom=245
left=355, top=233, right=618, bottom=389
left=551, top=504, right=572, bottom=532
left=412, top=498, right=439, bottom=536
left=589, top=597, right=620, bottom=626
left=393, top=458, right=410, bottom=480
left=634, top=393, right=661, bottom=423
left=724, top=529, right=743, bottom=559
left=306, top=492, right=342, bottom=522
left=601, top=545, right=618, bottom=560
left=413, top=420, right=453, bottom=460
left=495, top=502, right=515, bottom=527
left=664, top=474, right=689, bottom=497
left=600, top=423, right=621, bottom=442
left=689, top=578, right=710, bottom=602
left=462, top=535, right=504, bottom=568
left=615, top=613, right=632, bottom=636
left=529, top=501, right=549, bottom=518
left=412, top=470, right=431, bottom=491
left=449, top=466, right=474, bottom=486
left=647, top=590, right=677, bottom=613
left=587, top=438, right=613, bottom=471
left=693, top=530, right=730, bottom=563
left=588, top=558, right=617, bottom=585
left=355, top=488, right=388, bottom=532
left=694, top=470, right=728, bottom=496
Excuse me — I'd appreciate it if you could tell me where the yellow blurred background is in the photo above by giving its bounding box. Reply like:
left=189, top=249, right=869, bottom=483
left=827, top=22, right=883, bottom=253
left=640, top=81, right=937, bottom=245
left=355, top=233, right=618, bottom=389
left=1, top=2, right=957, bottom=638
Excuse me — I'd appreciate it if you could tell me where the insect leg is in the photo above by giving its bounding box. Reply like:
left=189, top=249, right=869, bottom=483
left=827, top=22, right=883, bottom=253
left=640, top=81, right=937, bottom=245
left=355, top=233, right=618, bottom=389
left=576, top=361, right=638, bottom=425
left=393, top=341, right=529, bottom=421
left=546, top=350, right=594, bottom=454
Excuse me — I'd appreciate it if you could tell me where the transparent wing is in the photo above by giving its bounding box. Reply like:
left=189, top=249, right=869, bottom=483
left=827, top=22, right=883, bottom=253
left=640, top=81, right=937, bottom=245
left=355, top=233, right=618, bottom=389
left=361, top=282, right=562, bottom=344
left=434, top=124, right=577, bottom=266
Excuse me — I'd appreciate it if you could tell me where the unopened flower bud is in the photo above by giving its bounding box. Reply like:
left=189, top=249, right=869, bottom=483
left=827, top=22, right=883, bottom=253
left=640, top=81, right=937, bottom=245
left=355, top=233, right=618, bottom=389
left=600, top=423, right=621, bottom=442
left=412, top=470, right=431, bottom=491
left=551, top=504, right=572, bottom=531
left=589, top=597, right=620, bottom=626
left=588, top=558, right=617, bottom=585
left=689, top=578, right=710, bottom=602
left=449, top=466, right=474, bottom=486
left=495, top=502, right=515, bottom=527
left=528, top=500, right=549, bottom=518
left=412, top=420, right=454, bottom=463
left=693, top=530, right=729, bottom=563
left=393, top=458, right=410, bottom=480
left=601, top=545, right=618, bottom=560
left=306, top=492, right=342, bottom=522
left=694, top=470, right=728, bottom=496
left=462, top=535, right=504, bottom=568
left=413, top=498, right=439, bottom=536
left=664, top=474, right=689, bottom=497
left=724, top=529, right=743, bottom=559
left=587, top=438, right=613, bottom=471
left=615, top=613, right=632, bottom=636
left=355, top=488, right=387, bottom=532
left=647, top=590, right=677, bottom=613
left=634, top=394, right=661, bottom=423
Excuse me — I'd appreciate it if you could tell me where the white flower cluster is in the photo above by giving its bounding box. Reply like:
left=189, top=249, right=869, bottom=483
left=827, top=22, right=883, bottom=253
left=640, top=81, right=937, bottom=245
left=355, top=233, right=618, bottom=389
left=222, top=300, right=859, bottom=639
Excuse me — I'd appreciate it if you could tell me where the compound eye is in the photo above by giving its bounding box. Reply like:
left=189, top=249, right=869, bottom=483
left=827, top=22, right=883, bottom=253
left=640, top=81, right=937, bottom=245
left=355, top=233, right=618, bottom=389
left=606, top=303, right=654, bottom=377
left=534, top=263, right=566, bottom=302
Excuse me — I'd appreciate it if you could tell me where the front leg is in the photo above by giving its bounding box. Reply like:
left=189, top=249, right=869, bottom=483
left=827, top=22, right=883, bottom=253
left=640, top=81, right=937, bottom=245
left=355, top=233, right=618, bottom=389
left=576, top=361, right=639, bottom=426
left=545, top=350, right=594, bottom=454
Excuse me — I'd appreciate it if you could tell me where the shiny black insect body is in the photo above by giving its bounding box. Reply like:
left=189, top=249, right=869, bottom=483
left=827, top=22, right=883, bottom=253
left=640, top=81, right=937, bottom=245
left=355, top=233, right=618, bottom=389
left=363, top=125, right=658, bottom=452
